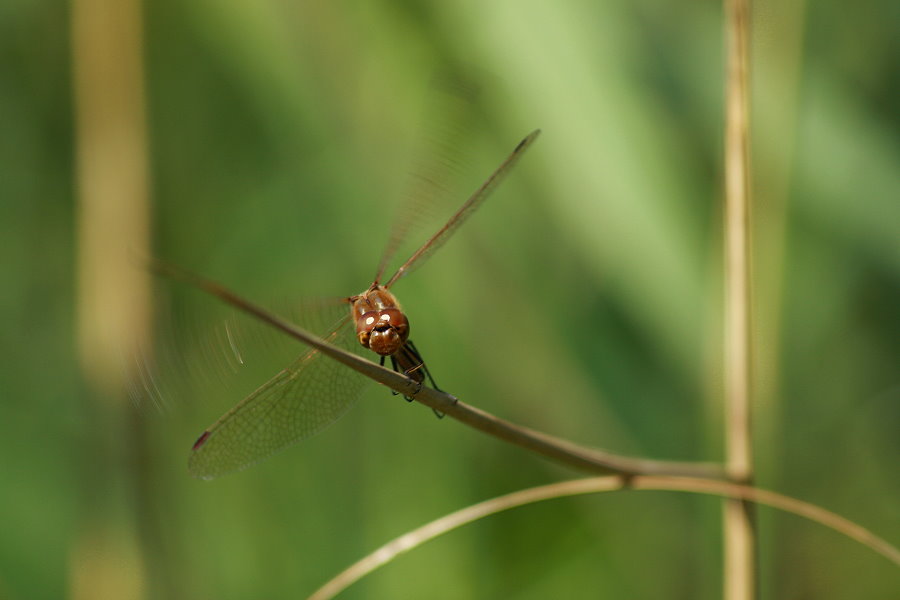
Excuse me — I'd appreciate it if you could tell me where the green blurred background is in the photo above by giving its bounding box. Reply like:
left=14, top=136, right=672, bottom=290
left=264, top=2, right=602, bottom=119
left=1, top=0, right=897, bottom=598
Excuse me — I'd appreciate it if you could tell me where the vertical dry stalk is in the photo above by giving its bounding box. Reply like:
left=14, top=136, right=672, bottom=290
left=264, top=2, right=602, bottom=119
left=71, top=0, right=151, bottom=597
left=723, top=0, right=756, bottom=598
left=73, top=0, right=152, bottom=390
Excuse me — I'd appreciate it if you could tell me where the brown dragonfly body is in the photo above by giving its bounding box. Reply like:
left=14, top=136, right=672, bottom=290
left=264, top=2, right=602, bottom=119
left=351, top=285, right=409, bottom=360
left=187, top=129, right=540, bottom=479
left=350, top=284, right=429, bottom=388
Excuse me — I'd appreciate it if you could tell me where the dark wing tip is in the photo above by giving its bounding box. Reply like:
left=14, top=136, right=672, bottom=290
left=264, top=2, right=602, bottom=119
left=188, top=433, right=218, bottom=480
left=191, top=430, right=212, bottom=451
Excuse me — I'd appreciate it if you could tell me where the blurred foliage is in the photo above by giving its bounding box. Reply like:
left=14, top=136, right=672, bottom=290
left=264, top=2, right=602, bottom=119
left=1, top=0, right=898, bottom=598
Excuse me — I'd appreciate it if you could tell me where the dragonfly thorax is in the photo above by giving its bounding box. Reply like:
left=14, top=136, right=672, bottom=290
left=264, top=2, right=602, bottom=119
left=351, top=286, right=410, bottom=356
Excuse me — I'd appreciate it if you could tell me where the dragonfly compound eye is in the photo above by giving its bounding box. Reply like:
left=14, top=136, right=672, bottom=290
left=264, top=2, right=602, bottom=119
left=355, top=311, right=378, bottom=348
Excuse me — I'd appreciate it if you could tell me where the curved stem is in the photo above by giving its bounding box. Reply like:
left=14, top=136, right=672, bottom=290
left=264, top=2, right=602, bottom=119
left=308, top=476, right=900, bottom=600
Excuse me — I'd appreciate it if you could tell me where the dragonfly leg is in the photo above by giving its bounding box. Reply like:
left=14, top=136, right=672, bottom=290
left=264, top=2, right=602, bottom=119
left=385, top=341, right=443, bottom=417
left=406, top=341, right=440, bottom=390
left=389, top=355, right=416, bottom=402
left=381, top=355, right=403, bottom=398
left=404, top=340, right=444, bottom=419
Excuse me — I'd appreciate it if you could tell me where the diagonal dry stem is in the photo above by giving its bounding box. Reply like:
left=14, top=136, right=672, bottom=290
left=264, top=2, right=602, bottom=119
left=149, top=259, right=722, bottom=480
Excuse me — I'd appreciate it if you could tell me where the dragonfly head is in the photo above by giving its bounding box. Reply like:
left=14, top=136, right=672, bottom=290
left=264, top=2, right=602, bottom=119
left=356, top=308, right=410, bottom=356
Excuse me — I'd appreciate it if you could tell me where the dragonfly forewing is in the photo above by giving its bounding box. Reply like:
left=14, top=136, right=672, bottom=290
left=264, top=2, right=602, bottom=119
left=188, top=318, right=367, bottom=479
left=385, top=129, right=540, bottom=287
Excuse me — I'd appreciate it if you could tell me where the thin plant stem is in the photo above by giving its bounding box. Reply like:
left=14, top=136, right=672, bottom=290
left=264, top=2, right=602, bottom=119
left=723, top=0, right=756, bottom=598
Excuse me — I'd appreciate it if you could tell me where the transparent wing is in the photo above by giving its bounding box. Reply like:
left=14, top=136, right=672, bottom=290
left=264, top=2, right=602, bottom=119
left=188, top=317, right=367, bottom=479
left=385, top=129, right=541, bottom=288
left=374, top=76, right=480, bottom=283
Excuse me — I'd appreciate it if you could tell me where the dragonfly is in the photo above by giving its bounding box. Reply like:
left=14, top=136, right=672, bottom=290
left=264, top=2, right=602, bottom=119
left=187, top=129, right=540, bottom=479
